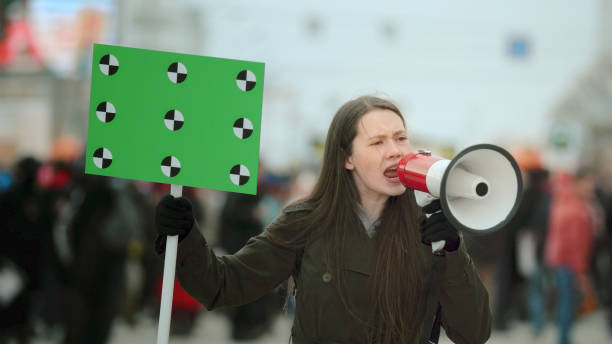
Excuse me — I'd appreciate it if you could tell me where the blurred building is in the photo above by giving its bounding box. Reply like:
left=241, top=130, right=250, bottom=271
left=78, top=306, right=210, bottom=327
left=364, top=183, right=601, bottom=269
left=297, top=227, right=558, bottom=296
left=0, top=0, right=115, bottom=166
left=0, top=0, right=608, bottom=174
left=115, top=0, right=205, bottom=54
left=546, top=0, right=612, bottom=173
left=196, top=0, right=603, bottom=171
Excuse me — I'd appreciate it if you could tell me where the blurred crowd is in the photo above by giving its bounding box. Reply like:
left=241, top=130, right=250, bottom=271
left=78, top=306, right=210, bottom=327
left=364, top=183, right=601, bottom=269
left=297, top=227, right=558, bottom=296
left=0, top=151, right=317, bottom=344
left=0, top=147, right=611, bottom=344
left=463, top=148, right=612, bottom=344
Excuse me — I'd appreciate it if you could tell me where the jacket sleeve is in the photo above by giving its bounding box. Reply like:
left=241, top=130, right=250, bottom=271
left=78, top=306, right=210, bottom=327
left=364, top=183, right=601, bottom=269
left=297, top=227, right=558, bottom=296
left=439, top=241, right=492, bottom=344
left=171, top=214, right=297, bottom=310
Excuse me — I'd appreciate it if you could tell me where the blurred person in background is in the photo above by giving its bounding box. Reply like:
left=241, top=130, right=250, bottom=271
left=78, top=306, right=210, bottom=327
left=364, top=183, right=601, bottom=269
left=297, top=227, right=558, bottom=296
left=119, top=181, right=158, bottom=326
left=59, top=167, right=142, bottom=344
left=0, top=157, right=53, bottom=344
left=0, top=165, right=11, bottom=191
left=544, top=168, right=600, bottom=344
left=35, top=159, right=77, bottom=339
left=512, top=149, right=552, bottom=336
left=517, top=166, right=552, bottom=336
left=490, top=148, right=550, bottom=331
left=287, top=169, right=318, bottom=205
left=593, top=161, right=612, bottom=334
left=124, top=181, right=159, bottom=323
left=259, top=172, right=291, bottom=226
left=605, top=184, right=612, bottom=335
left=153, top=95, right=491, bottom=343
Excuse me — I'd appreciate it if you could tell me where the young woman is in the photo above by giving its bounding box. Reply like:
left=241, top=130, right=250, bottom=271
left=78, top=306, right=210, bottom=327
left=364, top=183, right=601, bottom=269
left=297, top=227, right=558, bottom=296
left=155, top=95, right=491, bottom=343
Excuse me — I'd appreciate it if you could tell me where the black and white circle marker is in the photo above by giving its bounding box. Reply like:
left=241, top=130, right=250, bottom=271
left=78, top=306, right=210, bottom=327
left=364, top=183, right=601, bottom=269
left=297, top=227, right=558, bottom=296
left=233, top=118, right=253, bottom=139
left=230, top=164, right=250, bottom=186
left=96, top=102, right=116, bottom=123
left=99, top=54, right=119, bottom=76
left=161, top=156, right=181, bottom=177
left=93, top=147, right=112, bottom=169
left=236, top=70, right=256, bottom=91
left=168, top=62, right=187, bottom=84
left=164, top=110, right=184, bottom=131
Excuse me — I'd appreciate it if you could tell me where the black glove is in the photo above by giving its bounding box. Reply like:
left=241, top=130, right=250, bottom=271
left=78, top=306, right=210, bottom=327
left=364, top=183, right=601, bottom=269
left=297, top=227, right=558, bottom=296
left=419, top=199, right=460, bottom=252
left=155, top=194, right=194, bottom=240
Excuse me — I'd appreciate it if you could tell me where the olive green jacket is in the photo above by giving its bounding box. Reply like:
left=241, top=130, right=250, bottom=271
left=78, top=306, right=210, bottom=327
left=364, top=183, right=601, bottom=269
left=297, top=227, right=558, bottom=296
left=172, top=208, right=491, bottom=343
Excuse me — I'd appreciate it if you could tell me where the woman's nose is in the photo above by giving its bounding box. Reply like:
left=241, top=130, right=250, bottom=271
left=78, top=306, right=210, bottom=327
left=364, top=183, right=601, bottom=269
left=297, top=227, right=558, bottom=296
left=387, top=142, right=402, bottom=158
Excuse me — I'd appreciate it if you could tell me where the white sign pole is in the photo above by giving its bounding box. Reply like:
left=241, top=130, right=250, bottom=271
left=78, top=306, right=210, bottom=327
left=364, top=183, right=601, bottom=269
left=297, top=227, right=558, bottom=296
left=156, top=184, right=183, bottom=344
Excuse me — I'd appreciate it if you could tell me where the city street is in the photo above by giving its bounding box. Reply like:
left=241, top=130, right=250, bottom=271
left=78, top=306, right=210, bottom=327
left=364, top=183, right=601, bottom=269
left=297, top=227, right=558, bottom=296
left=3, top=2, right=611, bottom=344
left=104, top=310, right=610, bottom=344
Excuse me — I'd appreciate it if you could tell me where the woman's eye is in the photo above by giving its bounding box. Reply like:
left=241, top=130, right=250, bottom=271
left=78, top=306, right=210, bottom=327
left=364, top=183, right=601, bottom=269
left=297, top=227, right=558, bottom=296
left=371, top=141, right=382, bottom=146
left=398, top=136, right=407, bottom=141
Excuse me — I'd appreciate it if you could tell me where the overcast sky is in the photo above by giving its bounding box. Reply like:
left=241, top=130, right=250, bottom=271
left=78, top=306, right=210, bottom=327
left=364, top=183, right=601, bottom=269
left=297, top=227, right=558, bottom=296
left=27, top=0, right=603, bottom=170
left=196, top=0, right=602, bottom=169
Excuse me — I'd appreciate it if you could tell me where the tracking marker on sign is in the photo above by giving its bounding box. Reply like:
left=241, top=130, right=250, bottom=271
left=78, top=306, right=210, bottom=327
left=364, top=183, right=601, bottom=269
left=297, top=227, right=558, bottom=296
left=164, top=110, right=184, bottom=131
left=99, top=54, right=119, bottom=76
left=93, top=147, right=113, bottom=169
left=233, top=117, right=253, bottom=139
left=96, top=101, right=116, bottom=123
left=161, top=156, right=181, bottom=177
left=236, top=70, right=256, bottom=91
left=168, top=62, right=187, bottom=84
left=230, top=164, right=250, bottom=186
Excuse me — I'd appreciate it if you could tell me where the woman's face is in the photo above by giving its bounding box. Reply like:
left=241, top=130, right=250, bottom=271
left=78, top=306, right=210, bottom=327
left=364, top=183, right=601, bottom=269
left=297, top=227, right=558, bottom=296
left=345, top=108, right=411, bottom=202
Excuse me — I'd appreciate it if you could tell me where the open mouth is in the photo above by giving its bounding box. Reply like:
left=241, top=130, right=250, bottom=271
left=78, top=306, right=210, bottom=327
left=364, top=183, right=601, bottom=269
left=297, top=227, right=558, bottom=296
left=384, top=165, right=399, bottom=180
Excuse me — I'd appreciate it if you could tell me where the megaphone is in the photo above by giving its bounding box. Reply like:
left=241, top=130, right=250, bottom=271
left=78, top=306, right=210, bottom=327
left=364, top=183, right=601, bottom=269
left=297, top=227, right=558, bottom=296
left=398, top=144, right=523, bottom=236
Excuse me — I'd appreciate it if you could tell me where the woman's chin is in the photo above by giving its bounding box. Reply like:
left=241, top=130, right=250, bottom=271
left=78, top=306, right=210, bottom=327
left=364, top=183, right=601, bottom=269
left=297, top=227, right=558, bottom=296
left=385, top=183, right=406, bottom=196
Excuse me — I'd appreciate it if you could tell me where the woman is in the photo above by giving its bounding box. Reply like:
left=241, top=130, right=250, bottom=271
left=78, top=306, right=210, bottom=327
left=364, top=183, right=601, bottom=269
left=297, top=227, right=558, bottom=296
left=155, top=95, right=491, bottom=343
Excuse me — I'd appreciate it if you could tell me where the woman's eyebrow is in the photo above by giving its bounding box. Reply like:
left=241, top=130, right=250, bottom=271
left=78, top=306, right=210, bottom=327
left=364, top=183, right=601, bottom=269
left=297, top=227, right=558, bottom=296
left=367, top=134, right=386, bottom=141
left=368, top=130, right=406, bottom=139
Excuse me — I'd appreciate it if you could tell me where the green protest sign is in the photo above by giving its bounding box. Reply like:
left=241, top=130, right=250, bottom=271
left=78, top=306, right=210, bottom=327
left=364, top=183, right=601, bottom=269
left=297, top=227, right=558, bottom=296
left=86, top=44, right=264, bottom=195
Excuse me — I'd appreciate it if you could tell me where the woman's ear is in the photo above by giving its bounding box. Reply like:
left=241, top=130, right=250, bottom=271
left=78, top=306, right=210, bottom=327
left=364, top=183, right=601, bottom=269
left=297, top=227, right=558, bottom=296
left=345, top=156, right=354, bottom=171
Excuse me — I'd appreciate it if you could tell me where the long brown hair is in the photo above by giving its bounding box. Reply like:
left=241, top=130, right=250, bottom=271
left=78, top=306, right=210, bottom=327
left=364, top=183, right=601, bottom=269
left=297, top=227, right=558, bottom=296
left=267, top=95, right=429, bottom=343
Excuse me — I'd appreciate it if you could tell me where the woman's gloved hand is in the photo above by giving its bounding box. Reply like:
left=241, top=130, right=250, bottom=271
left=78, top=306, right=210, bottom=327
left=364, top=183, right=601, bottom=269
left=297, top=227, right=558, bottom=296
left=155, top=194, right=194, bottom=240
left=419, top=199, right=460, bottom=252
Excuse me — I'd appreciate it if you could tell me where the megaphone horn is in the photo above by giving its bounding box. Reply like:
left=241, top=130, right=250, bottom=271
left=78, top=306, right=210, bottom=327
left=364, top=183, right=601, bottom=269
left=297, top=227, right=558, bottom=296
left=398, top=144, right=523, bottom=234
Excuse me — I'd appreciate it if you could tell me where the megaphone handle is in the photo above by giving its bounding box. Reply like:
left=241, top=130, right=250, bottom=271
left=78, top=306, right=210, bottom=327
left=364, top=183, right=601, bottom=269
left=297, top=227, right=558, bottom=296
left=415, top=191, right=446, bottom=254
left=423, top=212, right=447, bottom=254
left=432, top=240, right=446, bottom=253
